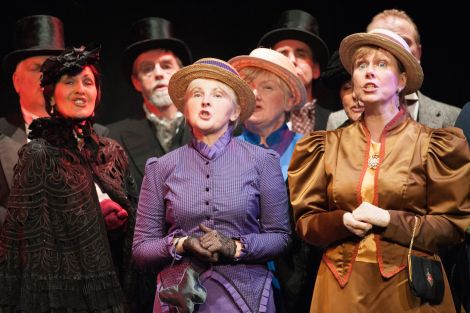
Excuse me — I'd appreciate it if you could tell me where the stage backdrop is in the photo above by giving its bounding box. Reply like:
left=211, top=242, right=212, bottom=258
left=1, top=0, right=468, bottom=124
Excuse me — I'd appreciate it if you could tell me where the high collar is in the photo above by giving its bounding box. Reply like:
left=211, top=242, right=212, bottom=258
left=190, top=126, right=233, bottom=160
left=28, top=117, right=99, bottom=157
left=359, top=108, right=411, bottom=142
left=241, top=124, right=295, bottom=153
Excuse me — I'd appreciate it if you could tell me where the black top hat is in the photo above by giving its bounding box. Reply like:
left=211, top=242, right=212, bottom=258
left=122, top=17, right=192, bottom=78
left=320, top=50, right=351, bottom=90
left=2, top=15, right=65, bottom=76
left=258, top=9, right=329, bottom=70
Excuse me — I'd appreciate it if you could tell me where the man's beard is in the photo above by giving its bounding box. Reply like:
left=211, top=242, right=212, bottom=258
left=147, top=89, right=173, bottom=108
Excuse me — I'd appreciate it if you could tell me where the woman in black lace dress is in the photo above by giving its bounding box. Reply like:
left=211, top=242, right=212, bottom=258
left=0, top=45, right=138, bottom=312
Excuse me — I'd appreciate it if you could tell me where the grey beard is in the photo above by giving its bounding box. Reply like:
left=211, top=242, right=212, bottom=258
left=148, top=89, right=173, bottom=108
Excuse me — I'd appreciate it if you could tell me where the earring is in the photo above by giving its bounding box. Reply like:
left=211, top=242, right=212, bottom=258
left=50, top=98, right=55, bottom=115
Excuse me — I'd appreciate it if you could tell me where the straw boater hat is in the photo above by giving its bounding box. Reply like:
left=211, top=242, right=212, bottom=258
left=228, top=47, right=307, bottom=108
left=339, top=28, right=423, bottom=95
left=168, top=58, right=255, bottom=123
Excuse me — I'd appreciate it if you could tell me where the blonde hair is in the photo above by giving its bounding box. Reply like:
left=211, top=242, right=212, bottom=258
left=238, top=67, right=292, bottom=104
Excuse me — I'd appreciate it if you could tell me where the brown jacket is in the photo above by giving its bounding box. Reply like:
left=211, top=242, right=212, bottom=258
left=288, top=110, right=470, bottom=287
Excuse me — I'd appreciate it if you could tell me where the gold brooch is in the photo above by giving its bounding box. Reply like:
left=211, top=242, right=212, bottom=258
left=368, top=154, right=380, bottom=170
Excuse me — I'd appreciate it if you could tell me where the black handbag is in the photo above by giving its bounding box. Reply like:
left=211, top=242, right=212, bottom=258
left=407, top=216, right=444, bottom=304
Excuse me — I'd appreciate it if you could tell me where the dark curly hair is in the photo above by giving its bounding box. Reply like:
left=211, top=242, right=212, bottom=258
left=41, top=45, right=102, bottom=116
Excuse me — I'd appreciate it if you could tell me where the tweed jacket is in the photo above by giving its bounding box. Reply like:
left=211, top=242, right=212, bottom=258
left=326, top=109, right=349, bottom=130
left=288, top=110, right=470, bottom=287
left=417, top=92, right=461, bottom=128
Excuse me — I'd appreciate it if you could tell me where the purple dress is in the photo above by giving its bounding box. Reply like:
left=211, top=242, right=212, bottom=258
left=133, top=129, right=291, bottom=313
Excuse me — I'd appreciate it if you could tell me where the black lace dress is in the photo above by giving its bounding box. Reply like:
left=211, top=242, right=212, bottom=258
left=0, top=118, right=138, bottom=313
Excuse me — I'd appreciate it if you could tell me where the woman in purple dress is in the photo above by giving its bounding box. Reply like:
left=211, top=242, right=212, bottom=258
left=132, top=58, right=291, bottom=313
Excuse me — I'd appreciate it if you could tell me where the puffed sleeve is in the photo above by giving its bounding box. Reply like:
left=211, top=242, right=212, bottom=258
left=132, top=158, right=187, bottom=267
left=383, top=128, right=470, bottom=252
left=236, top=150, right=291, bottom=261
left=288, top=132, right=351, bottom=248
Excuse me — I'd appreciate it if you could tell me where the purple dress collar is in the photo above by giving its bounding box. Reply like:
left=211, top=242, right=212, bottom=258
left=190, top=125, right=233, bottom=160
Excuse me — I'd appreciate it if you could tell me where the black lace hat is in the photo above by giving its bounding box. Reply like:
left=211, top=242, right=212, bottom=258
left=122, top=17, right=192, bottom=78
left=258, top=9, right=329, bottom=70
left=41, top=45, right=101, bottom=115
left=40, top=45, right=100, bottom=87
left=2, top=15, right=65, bottom=76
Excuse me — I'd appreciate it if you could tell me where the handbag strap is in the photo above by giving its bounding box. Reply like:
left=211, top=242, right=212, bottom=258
left=407, top=216, right=419, bottom=258
left=407, top=216, right=419, bottom=282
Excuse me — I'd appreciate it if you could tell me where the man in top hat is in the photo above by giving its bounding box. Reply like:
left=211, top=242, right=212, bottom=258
left=0, top=15, right=67, bottom=226
left=258, top=9, right=331, bottom=133
left=106, top=18, right=192, bottom=312
left=0, top=15, right=108, bottom=228
left=107, top=17, right=192, bottom=191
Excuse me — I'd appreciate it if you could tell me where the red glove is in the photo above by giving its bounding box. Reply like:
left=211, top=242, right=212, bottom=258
left=100, top=199, right=128, bottom=230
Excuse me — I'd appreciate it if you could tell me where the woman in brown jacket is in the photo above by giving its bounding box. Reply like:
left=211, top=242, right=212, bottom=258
left=288, top=28, right=470, bottom=313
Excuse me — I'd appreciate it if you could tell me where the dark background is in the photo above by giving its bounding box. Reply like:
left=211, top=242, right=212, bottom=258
left=1, top=0, right=467, bottom=124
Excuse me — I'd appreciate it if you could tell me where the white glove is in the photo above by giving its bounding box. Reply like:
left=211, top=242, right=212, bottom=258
left=343, top=212, right=373, bottom=237
left=352, top=202, right=390, bottom=227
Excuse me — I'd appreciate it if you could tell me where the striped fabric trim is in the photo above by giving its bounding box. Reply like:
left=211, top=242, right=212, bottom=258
left=197, top=58, right=239, bottom=76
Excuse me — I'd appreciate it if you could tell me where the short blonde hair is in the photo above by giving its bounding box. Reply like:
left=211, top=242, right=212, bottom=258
left=238, top=67, right=292, bottom=104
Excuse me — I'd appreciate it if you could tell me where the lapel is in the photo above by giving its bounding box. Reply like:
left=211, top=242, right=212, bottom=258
left=119, top=119, right=165, bottom=179
left=0, top=115, right=27, bottom=189
left=417, top=92, right=442, bottom=128
left=315, top=104, right=332, bottom=131
left=170, top=121, right=191, bottom=151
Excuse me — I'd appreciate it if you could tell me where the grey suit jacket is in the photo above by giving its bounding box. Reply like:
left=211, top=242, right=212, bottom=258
left=0, top=113, right=108, bottom=226
left=325, top=91, right=461, bottom=130
left=417, top=92, right=461, bottom=128
left=326, top=110, right=349, bottom=130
